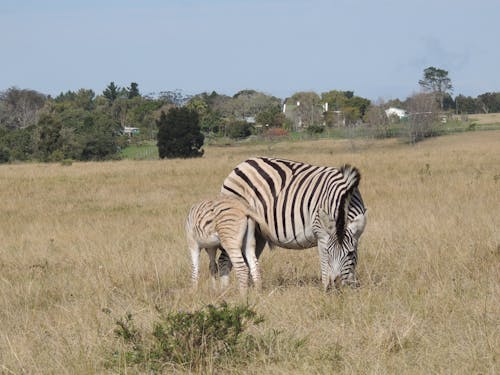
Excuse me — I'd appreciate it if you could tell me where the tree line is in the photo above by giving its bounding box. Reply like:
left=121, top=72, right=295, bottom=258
left=1, top=68, right=499, bottom=162
left=0, top=83, right=371, bottom=162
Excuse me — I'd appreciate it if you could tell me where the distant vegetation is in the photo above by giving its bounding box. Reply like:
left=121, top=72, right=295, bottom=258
left=1, top=67, right=500, bottom=162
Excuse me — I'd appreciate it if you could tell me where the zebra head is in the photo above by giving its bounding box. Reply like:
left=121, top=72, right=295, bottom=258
left=318, top=209, right=367, bottom=288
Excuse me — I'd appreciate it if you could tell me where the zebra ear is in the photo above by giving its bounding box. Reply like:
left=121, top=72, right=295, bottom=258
left=318, top=208, right=336, bottom=235
left=347, top=212, right=367, bottom=239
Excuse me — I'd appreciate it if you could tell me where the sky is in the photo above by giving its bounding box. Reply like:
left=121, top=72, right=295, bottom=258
left=1, top=0, right=499, bottom=101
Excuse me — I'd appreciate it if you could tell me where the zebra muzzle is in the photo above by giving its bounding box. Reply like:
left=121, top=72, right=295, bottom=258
left=342, top=273, right=359, bottom=288
left=333, top=275, right=342, bottom=289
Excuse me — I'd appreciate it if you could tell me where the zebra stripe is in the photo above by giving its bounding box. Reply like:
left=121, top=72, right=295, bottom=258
left=185, top=195, right=272, bottom=292
left=220, top=157, right=367, bottom=290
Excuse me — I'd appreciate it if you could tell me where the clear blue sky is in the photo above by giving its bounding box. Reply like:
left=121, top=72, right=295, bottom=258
left=1, top=0, right=499, bottom=101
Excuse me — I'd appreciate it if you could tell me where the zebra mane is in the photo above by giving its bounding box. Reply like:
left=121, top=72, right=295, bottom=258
left=336, top=164, right=361, bottom=243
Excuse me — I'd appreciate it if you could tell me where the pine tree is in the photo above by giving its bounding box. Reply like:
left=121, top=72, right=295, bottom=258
left=103, top=82, right=119, bottom=102
left=157, top=108, right=204, bottom=158
left=127, top=82, right=140, bottom=99
left=418, top=67, right=453, bottom=110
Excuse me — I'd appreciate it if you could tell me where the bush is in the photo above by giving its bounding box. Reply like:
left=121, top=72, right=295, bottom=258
left=405, top=93, right=439, bottom=144
left=77, top=113, right=123, bottom=161
left=306, top=125, right=325, bottom=135
left=0, top=147, right=10, bottom=163
left=152, top=303, right=262, bottom=366
left=157, top=108, right=204, bottom=158
left=226, top=120, right=252, bottom=139
left=34, top=113, right=63, bottom=161
left=48, top=149, right=64, bottom=162
left=0, top=127, right=33, bottom=162
left=113, top=302, right=263, bottom=371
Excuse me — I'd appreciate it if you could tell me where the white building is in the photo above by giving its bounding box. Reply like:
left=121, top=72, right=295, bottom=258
left=123, top=126, right=140, bottom=136
left=385, top=107, right=408, bottom=119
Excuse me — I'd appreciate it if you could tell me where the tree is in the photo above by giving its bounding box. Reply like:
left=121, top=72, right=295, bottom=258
left=442, top=93, right=455, bottom=111
left=321, top=90, right=371, bottom=126
left=347, top=96, right=371, bottom=118
left=185, top=92, right=231, bottom=135
left=228, top=90, right=281, bottom=119
left=103, top=82, right=120, bottom=102
left=0, top=126, right=33, bottom=162
left=287, top=92, right=322, bottom=129
left=0, top=87, right=46, bottom=129
left=126, top=96, right=164, bottom=139
left=418, top=66, right=453, bottom=110
left=74, top=89, right=95, bottom=111
left=157, top=108, right=204, bottom=158
left=159, top=90, right=191, bottom=106
left=195, top=90, right=281, bottom=124
left=477, top=92, right=500, bottom=113
left=343, top=106, right=361, bottom=125
left=225, top=119, right=252, bottom=139
left=255, top=105, right=285, bottom=128
left=365, top=103, right=391, bottom=138
left=406, top=92, right=439, bottom=144
left=34, top=113, right=63, bottom=161
left=455, top=95, right=477, bottom=114
left=112, top=98, right=129, bottom=127
left=78, top=112, right=123, bottom=160
left=127, top=82, right=140, bottom=99
left=321, top=90, right=350, bottom=111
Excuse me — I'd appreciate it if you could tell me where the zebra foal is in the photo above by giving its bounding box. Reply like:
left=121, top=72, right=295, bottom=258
left=186, top=195, right=272, bottom=292
left=221, top=157, right=367, bottom=290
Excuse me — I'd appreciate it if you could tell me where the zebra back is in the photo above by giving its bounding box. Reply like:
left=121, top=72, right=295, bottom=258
left=186, top=195, right=274, bottom=243
left=221, top=157, right=366, bottom=249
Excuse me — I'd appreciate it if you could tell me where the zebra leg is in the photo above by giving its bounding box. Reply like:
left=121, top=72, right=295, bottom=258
left=226, top=247, right=250, bottom=294
left=218, top=231, right=266, bottom=288
left=189, top=242, right=201, bottom=290
left=255, top=230, right=267, bottom=259
left=244, top=218, right=262, bottom=290
left=218, top=248, right=232, bottom=288
left=219, top=220, right=250, bottom=293
left=206, top=247, right=218, bottom=290
left=317, top=242, right=331, bottom=291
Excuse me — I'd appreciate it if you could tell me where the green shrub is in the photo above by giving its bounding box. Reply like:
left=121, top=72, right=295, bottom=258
left=226, top=120, right=252, bottom=139
left=112, top=302, right=264, bottom=371
left=0, top=147, right=10, bottom=163
left=306, top=125, right=325, bottom=135
left=60, top=159, right=73, bottom=166
left=48, top=149, right=64, bottom=162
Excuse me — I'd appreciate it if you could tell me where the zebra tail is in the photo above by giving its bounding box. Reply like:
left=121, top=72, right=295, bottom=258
left=336, top=165, right=361, bottom=241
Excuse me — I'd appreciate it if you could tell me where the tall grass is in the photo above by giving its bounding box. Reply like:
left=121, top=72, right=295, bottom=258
left=0, top=131, right=498, bottom=373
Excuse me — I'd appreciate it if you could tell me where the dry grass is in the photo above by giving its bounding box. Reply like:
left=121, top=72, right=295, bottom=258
left=468, top=112, right=500, bottom=125
left=0, top=132, right=499, bottom=374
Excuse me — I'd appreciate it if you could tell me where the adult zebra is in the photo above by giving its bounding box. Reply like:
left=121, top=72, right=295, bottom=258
left=220, top=157, right=367, bottom=290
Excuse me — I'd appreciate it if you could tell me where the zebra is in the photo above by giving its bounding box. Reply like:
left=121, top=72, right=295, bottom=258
left=185, top=195, right=273, bottom=292
left=220, top=157, right=367, bottom=290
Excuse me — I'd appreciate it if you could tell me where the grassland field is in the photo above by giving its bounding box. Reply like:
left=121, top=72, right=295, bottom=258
left=0, top=130, right=499, bottom=374
left=468, top=112, right=500, bottom=125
